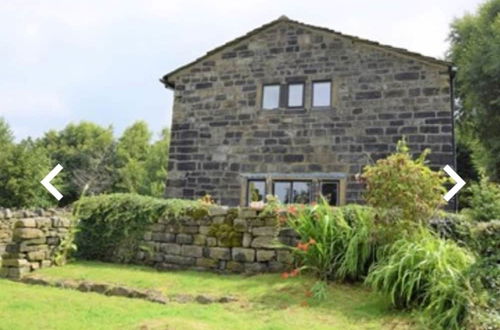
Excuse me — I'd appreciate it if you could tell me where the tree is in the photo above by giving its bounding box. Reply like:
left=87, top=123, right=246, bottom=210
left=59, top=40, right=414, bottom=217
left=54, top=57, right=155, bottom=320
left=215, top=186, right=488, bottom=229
left=143, top=128, right=170, bottom=197
left=40, top=121, right=115, bottom=204
left=0, top=139, right=57, bottom=208
left=114, top=121, right=152, bottom=194
left=0, top=117, right=14, bottom=147
left=448, top=0, right=500, bottom=181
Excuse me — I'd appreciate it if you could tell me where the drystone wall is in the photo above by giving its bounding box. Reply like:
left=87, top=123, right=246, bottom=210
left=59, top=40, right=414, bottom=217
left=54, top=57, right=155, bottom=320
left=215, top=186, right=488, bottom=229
left=0, top=208, right=71, bottom=279
left=136, top=207, right=298, bottom=273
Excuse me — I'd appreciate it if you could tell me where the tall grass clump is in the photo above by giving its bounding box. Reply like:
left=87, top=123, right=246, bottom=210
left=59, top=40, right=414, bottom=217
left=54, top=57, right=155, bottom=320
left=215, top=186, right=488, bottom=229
left=365, top=229, right=476, bottom=329
left=286, top=200, right=378, bottom=282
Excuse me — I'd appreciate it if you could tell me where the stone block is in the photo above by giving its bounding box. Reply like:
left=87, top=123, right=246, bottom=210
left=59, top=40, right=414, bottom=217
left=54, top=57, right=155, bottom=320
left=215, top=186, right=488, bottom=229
left=1, top=258, right=29, bottom=267
left=160, top=243, right=181, bottom=255
left=268, top=261, right=285, bottom=272
left=151, top=223, right=165, bottom=232
left=160, top=233, right=176, bottom=243
left=264, top=217, right=278, bottom=226
left=181, top=245, right=203, bottom=258
left=227, top=261, right=244, bottom=272
left=40, top=260, right=52, bottom=268
left=180, top=226, right=199, bottom=234
left=199, top=226, right=211, bottom=235
left=206, top=237, right=217, bottom=247
left=36, top=218, right=52, bottom=228
left=208, top=247, right=230, bottom=260
left=163, top=255, right=195, bottom=266
left=176, top=234, right=193, bottom=244
left=233, top=219, right=248, bottom=232
left=252, top=226, right=277, bottom=236
left=208, top=206, right=228, bottom=217
left=193, top=234, right=206, bottom=245
left=15, top=218, right=36, bottom=228
left=196, top=257, right=218, bottom=268
left=27, top=250, right=47, bottom=261
left=238, top=208, right=257, bottom=218
left=256, top=250, right=275, bottom=262
left=232, top=248, right=255, bottom=262
left=242, top=233, right=252, bottom=248
left=13, top=228, right=44, bottom=239
left=251, top=236, right=277, bottom=248
left=244, top=262, right=267, bottom=273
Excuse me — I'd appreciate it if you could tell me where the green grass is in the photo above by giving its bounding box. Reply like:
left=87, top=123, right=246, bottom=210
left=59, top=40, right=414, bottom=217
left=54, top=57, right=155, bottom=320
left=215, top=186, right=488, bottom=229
left=0, top=261, right=418, bottom=329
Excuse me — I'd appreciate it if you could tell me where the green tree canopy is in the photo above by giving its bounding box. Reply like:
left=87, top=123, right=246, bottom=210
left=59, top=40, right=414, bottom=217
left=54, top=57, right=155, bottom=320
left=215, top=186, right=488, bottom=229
left=448, top=0, right=500, bottom=180
left=0, top=117, right=14, bottom=147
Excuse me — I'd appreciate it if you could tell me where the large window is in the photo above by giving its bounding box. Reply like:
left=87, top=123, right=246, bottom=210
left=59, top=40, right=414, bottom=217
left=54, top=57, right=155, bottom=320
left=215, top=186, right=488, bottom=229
left=262, top=84, right=280, bottom=110
left=312, top=81, right=332, bottom=108
left=273, top=181, right=311, bottom=204
left=247, top=180, right=266, bottom=204
left=321, top=181, right=339, bottom=206
left=287, top=83, right=304, bottom=108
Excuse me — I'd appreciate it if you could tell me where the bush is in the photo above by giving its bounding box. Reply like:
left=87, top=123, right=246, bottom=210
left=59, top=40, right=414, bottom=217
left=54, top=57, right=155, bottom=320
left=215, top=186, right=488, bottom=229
left=75, top=193, right=209, bottom=262
left=361, top=139, right=447, bottom=224
left=365, top=229, right=476, bottom=329
left=464, top=179, right=500, bottom=222
left=286, top=200, right=377, bottom=282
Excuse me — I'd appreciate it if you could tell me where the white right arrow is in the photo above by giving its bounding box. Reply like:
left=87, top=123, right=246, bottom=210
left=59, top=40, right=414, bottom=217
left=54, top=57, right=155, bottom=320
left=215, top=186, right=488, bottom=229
left=41, top=164, right=64, bottom=201
left=443, top=165, right=466, bottom=202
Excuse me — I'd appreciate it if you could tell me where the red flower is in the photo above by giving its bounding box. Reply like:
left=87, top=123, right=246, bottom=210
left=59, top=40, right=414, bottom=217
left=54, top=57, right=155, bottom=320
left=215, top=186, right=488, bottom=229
left=296, top=242, right=309, bottom=251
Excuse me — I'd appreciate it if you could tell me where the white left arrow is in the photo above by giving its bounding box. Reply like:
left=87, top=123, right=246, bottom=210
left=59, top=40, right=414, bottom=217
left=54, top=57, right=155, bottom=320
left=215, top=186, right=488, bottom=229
left=443, top=165, right=466, bottom=202
left=41, top=164, right=63, bottom=201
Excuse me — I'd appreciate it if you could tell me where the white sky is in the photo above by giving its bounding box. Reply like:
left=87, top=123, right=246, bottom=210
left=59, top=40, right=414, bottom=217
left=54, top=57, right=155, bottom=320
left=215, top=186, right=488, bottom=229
left=0, top=0, right=483, bottom=140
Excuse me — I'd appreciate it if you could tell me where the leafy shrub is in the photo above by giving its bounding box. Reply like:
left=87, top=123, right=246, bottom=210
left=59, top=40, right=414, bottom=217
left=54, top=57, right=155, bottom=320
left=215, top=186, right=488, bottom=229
left=208, top=223, right=242, bottom=247
left=361, top=139, right=447, bottom=224
left=429, top=211, right=473, bottom=245
left=286, top=200, right=377, bottom=281
left=75, top=193, right=209, bottom=262
left=464, top=179, right=500, bottom=222
left=365, top=229, right=476, bottom=329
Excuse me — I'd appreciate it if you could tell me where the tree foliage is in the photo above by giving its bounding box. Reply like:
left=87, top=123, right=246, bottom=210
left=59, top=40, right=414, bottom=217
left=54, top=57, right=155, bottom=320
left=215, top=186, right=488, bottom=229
left=448, top=0, right=500, bottom=180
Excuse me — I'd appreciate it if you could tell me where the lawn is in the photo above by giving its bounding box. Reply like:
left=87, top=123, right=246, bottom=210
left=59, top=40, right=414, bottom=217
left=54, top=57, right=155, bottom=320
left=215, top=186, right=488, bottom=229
left=0, top=261, right=418, bottom=330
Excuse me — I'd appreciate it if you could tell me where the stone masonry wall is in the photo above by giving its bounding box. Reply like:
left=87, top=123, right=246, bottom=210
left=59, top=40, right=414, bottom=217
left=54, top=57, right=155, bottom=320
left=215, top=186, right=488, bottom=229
left=0, top=208, right=71, bottom=279
left=165, top=19, right=454, bottom=206
left=137, top=206, right=297, bottom=273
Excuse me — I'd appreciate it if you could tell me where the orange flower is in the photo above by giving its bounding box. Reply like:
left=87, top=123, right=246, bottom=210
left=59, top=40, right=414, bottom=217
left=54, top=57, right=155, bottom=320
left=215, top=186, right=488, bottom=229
left=308, top=238, right=317, bottom=245
left=310, top=201, right=317, bottom=206
left=296, top=242, right=309, bottom=251
left=280, top=272, right=289, bottom=279
left=287, top=205, right=298, bottom=216
left=289, top=268, right=300, bottom=277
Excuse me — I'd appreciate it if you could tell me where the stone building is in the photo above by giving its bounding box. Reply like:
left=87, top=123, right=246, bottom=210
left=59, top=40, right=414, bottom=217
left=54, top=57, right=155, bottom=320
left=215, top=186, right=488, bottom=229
left=161, top=16, right=455, bottom=206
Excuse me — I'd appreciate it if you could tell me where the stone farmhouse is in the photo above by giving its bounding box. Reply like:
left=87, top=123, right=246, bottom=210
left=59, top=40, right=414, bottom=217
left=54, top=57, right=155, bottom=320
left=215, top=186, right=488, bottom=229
left=161, top=16, right=455, bottom=207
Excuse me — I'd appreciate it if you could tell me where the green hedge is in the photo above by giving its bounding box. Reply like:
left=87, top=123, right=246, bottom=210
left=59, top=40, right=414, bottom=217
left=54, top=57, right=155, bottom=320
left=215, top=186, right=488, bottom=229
left=74, top=193, right=209, bottom=262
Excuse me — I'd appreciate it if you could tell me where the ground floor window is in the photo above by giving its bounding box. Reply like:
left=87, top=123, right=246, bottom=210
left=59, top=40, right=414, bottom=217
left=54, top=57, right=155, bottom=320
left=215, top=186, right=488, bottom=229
left=242, top=174, right=344, bottom=206
left=247, top=180, right=266, bottom=204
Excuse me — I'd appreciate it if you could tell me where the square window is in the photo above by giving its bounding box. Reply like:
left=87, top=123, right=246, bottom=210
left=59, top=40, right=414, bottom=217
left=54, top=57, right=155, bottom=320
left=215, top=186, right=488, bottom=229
left=312, top=81, right=332, bottom=108
left=287, top=83, right=304, bottom=108
left=262, top=85, right=280, bottom=110
left=292, top=181, right=311, bottom=203
left=247, top=180, right=266, bottom=204
left=321, top=181, right=339, bottom=206
left=274, top=181, right=291, bottom=204
left=273, top=180, right=311, bottom=204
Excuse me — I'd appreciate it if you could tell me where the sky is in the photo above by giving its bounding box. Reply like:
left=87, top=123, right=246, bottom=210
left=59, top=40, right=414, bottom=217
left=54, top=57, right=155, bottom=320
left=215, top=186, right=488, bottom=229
left=0, top=0, right=484, bottom=141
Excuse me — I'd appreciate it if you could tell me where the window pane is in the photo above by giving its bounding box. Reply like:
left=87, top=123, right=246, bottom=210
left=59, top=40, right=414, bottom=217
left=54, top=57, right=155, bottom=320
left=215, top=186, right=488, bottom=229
left=274, top=181, right=291, bottom=204
left=321, top=182, right=338, bottom=206
left=263, top=85, right=280, bottom=109
left=248, top=180, right=266, bottom=204
left=292, top=182, right=311, bottom=204
left=288, top=83, right=304, bottom=107
left=313, top=81, right=331, bottom=107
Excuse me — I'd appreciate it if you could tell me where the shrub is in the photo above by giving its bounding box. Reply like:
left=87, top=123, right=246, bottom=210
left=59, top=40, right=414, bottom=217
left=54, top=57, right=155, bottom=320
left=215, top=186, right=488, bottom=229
left=361, top=139, right=447, bottom=224
left=75, top=193, right=209, bottom=262
left=365, top=229, right=476, bottom=329
left=464, top=179, right=500, bottom=222
left=286, top=200, right=377, bottom=282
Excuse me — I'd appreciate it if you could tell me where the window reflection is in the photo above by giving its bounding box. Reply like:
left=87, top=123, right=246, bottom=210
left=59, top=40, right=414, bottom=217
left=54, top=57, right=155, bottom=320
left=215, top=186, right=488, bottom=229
left=321, top=182, right=338, bottom=206
left=292, top=181, right=311, bottom=203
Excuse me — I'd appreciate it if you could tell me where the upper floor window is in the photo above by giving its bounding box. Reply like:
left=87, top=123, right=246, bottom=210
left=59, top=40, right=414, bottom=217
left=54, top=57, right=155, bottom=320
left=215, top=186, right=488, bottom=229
left=262, top=84, right=280, bottom=110
left=287, top=83, right=304, bottom=108
left=312, top=81, right=332, bottom=108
